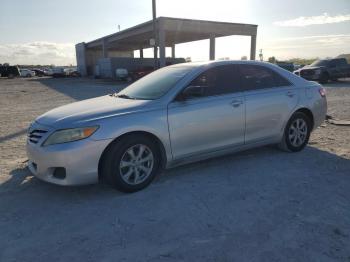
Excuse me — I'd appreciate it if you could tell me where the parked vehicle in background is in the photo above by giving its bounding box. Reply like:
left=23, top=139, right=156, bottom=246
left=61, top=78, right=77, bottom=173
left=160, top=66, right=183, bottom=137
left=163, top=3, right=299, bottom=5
left=26, top=61, right=327, bottom=192
left=116, top=68, right=129, bottom=81
left=0, top=65, right=20, bottom=78
left=69, top=70, right=81, bottom=77
left=276, top=61, right=294, bottom=72
left=52, top=67, right=66, bottom=77
left=62, top=67, right=81, bottom=77
left=33, top=69, right=45, bottom=77
left=130, top=66, right=155, bottom=80
left=20, top=69, right=35, bottom=77
left=43, top=68, right=53, bottom=76
left=293, top=64, right=304, bottom=71
left=294, top=58, right=350, bottom=83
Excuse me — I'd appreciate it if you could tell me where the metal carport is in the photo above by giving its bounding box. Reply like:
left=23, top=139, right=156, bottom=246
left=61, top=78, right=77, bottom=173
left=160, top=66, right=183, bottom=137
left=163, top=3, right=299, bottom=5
left=76, top=17, right=258, bottom=76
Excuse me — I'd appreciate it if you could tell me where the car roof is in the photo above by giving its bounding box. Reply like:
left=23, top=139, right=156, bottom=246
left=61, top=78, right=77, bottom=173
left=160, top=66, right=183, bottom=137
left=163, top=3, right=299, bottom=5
left=169, top=60, right=279, bottom=68
left=169, top=60, right=311, bottom=86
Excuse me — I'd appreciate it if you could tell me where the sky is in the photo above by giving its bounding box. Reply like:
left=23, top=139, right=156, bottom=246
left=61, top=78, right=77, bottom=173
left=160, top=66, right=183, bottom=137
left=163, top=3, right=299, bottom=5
left=0, top=0, right=349, bottom=65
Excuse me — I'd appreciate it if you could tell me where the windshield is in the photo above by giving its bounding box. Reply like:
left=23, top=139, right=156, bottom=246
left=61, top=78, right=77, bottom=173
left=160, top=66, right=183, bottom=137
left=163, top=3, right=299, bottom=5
left=310, top=60, right=329, bottom=67
left=117, top=66, right=193, bottom=100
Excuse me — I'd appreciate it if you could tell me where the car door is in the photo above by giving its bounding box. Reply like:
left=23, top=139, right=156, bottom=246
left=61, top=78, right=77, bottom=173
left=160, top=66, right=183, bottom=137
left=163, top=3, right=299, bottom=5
left=238, top=64, right=298, bottom=143
left=167, top=65, right=245, bottom=160
left=328, top=60, right=341, bottom=78
left=335, top=59, right=348, bottom=78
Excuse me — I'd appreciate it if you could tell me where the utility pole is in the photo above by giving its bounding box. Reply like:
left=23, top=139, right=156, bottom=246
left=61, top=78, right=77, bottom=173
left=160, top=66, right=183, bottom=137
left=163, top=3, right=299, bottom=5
left=152, top=0, right=158, bottom=69
left=259, top=49, right=263, bottom=61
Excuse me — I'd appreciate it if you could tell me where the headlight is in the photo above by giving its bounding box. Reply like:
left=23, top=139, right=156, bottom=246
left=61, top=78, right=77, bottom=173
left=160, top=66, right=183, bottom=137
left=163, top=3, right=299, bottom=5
left=43, top=126, right=99, bottom=146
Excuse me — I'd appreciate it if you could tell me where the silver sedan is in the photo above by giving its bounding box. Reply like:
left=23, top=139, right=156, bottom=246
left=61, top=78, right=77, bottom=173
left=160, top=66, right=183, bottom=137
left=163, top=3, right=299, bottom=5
left=27, top=61, right=327, bottom=192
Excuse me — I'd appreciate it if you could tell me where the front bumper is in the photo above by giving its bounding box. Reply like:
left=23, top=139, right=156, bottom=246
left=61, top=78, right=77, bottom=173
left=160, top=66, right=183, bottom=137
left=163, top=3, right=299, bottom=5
left=26, top=131, right=112, bottom=186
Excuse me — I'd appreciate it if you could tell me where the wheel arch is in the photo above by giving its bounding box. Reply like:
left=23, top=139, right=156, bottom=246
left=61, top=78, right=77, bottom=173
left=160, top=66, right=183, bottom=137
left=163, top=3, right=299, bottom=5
left=293, top=107, right=314, bottom=130
left=98, top=131, right=167, bottom=181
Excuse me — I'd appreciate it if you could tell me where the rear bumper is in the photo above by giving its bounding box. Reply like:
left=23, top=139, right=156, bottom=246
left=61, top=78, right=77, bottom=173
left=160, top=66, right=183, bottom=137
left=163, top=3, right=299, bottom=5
left=312, top=97, right=327, bottom=129
left=26, top=138, right=112, bottom=186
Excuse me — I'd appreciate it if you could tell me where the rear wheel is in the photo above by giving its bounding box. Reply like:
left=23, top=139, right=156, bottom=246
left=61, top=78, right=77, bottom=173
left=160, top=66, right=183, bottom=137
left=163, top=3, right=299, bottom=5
left=101, top=135, right=161, bottom=192
left=279, top=112, right=311, bottom=152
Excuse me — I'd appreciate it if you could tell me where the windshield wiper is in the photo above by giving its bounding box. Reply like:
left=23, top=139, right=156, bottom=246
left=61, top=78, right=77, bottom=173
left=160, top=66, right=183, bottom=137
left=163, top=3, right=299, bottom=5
left=113, top=93, right=135, bottom=99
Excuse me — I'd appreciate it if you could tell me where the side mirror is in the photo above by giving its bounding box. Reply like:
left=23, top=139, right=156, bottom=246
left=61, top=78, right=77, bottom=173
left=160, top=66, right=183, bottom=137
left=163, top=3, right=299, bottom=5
left=177, top=85, right=205, bottom=101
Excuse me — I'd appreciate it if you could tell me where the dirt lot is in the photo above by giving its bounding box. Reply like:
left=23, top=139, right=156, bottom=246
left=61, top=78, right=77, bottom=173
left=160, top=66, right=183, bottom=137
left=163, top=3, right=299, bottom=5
left=0, top=77, right=349, bottom=262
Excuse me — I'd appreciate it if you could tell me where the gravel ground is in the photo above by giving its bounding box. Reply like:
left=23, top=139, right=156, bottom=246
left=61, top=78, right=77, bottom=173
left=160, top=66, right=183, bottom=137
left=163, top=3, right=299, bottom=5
left=0, top=77, right=349, bottom=262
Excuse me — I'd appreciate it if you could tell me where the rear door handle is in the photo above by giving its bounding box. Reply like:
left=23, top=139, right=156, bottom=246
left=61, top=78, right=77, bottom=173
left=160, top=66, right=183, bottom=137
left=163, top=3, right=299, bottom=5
left=286, top=91, right=295, bottom=98
left=231, top=100, right=243, bottom=107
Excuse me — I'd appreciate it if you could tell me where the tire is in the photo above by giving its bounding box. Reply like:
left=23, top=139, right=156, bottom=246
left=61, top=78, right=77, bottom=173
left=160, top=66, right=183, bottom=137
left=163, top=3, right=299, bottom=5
left=100, top=134, right=161, bottom=192
left=279, top=112, right=311, bottom=152
left=319, top=73, right=329, bottom=84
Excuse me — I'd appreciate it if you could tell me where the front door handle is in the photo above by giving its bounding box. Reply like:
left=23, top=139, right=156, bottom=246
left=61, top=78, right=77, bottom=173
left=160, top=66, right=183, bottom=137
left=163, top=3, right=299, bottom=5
left=231, top=100, right=243, bottom=107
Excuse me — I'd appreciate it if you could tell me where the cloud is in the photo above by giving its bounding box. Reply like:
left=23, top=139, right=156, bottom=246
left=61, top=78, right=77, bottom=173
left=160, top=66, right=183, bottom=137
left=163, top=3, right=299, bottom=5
left=261, top=34, right=350, bottom=59
left=0, top=42, right=75, bottom=65
left=271, top=34, right=350, bottom=46
left=274, top=13, right=350, bottom=27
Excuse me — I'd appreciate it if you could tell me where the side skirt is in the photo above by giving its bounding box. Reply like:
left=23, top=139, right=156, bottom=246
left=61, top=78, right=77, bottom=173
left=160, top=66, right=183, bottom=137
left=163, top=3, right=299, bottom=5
left=166, top=138, right=280, bottom=169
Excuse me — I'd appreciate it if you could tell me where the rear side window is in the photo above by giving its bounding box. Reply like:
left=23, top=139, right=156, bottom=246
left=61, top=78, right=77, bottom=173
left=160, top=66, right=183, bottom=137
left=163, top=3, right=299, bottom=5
left=238, top=64, right=291, bottom=91
left=334, top=59, right=347, bottom=66
left=189, top=65, right=241, bottom=97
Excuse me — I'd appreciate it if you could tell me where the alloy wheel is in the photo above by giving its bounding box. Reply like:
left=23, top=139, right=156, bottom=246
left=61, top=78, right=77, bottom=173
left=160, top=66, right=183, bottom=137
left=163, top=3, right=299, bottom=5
left=288, top=118, right=308, bottom=147
left=119, top=144, right=154, bottom=185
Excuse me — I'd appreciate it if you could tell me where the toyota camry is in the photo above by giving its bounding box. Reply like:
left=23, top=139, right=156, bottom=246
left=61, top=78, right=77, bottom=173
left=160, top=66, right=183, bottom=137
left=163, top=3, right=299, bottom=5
left=27, top=61, right=327, bottom=192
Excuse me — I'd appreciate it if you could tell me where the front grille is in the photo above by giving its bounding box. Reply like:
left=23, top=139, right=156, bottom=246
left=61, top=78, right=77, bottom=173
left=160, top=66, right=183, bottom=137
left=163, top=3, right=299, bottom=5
left=28, top=129, right=48, bottom=144
left=300, top=70, right=315, bottom=76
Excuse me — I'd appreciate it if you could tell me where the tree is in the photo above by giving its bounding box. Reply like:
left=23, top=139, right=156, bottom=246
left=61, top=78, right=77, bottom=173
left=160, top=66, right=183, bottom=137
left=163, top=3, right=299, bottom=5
left=285, top=58, right=317, bottom=65
left=268, top=56, right=276, bottom=63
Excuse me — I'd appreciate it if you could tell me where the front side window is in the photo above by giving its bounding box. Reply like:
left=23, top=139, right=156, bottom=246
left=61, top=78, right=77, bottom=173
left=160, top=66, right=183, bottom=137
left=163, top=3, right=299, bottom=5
left=185, top=65, right=241, bottom=98
left=238, top=65, right=291, bottom=91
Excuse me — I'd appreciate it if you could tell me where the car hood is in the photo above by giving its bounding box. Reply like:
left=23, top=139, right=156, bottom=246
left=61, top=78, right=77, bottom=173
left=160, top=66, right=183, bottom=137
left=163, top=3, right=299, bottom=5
left=36, top=95, right=151, bottom=128
left=299, top=66, right=325, bottom=71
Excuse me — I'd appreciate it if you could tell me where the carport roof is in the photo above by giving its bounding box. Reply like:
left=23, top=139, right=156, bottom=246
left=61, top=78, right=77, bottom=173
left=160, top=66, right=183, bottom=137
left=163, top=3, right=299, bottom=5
left=85, top=17, right=258, bottom=51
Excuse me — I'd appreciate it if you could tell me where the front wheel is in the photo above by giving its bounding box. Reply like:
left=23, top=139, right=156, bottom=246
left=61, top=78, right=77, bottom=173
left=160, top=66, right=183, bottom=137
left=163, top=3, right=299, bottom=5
left=279, top=112, right=311, bottom=152
left=319, top=73, right=329, bottom=84
left=101, top=135, right=161, bottom=192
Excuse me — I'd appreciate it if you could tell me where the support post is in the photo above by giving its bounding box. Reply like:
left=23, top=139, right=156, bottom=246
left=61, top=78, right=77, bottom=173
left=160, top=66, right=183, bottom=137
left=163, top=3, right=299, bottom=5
left=250, top=35, right=257, bottom=60
left=209, top=35, right=215, bottom=61
left=75, top=42, right=87, bottom=76
left=158, top=24, right=166, bottom=67
left=171, top=44, right=175, bottom=58
left=102, top=38, right=108, bottom=58
left=139, top=49, right=144, bottom=58
left=152, top=0, right=158, bottom=68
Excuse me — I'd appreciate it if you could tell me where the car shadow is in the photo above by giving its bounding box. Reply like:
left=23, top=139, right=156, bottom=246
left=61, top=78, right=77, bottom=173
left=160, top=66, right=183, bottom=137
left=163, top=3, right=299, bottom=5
left=2, top=145, right=349, bottom=197
left=0, top=128, right=27, bottom=143
left=324, top=78, right=350, bottom=88
left=1, top=145, right=350, bottom=261
left=28, top=77, right=129, bottom=101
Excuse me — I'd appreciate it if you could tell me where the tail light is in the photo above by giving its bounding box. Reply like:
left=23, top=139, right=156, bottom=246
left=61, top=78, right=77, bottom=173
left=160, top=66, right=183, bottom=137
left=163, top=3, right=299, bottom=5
left=319, top=87, right=326, bottom=97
